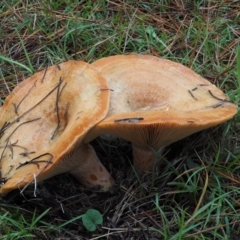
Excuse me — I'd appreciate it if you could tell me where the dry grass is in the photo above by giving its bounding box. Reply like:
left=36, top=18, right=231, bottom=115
left=0, top=0, right=240, bottom=239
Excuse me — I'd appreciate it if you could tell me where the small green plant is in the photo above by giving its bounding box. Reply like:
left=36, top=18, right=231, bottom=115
left=81, top=209, right=103, bottom=232
left=56, top=208, right=103, bottom=232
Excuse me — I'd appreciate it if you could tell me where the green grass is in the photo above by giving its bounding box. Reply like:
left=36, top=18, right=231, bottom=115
left=0, top=0, right=240, bottom=239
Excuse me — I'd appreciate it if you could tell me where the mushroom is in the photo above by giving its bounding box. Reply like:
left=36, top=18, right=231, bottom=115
left=84, top=54, right=238, bottom=172
left=0, top=60, right=113, bottom=196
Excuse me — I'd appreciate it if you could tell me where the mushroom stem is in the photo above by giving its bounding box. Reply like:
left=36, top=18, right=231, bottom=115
left=132, top=145, right=162, bottom=172
left=69, top=144, right=114, bottom=191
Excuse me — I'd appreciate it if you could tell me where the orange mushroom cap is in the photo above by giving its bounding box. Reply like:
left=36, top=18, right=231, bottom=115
left=85, top=54, right=238, bottom=171
left=0, top=61, right=113, bottom=196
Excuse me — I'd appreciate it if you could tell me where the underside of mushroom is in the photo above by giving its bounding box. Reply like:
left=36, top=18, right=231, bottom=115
left=86, top=54, right=238, bottom=172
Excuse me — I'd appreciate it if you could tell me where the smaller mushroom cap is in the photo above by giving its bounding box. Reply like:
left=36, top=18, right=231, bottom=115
left=0, top=61, right=112, bottom=195
left=85, top=54, right=238, bottom=171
